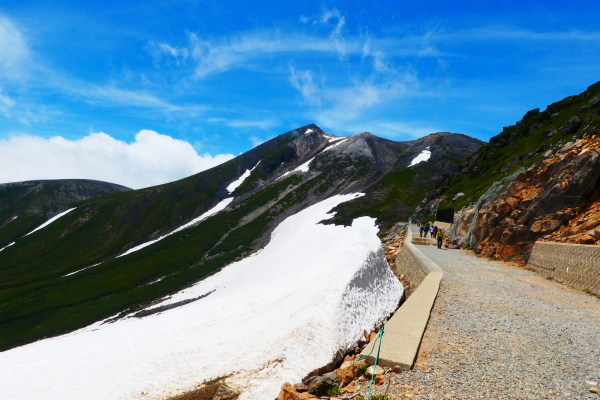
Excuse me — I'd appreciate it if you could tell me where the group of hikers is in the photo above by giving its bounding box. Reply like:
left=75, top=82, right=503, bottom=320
left=417, top=221, right=445, bottom=249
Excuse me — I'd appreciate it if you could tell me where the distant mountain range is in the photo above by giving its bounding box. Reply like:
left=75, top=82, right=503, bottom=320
left=3, top=80, right=600, bottom=400
left=0, top=125, right=482, bottom=351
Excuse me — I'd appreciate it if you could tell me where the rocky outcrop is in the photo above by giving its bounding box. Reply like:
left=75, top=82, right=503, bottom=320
left=447, top=134, right=600, bottom=260
left=0, top=179, right=131, bottom=217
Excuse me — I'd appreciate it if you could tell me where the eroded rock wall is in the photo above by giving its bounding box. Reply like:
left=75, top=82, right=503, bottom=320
left=447, top=134, right=600, bottom=260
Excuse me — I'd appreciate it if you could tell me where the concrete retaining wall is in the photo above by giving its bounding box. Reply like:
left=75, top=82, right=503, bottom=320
left=394, top=227, right=442, bottom=297
left=527, top=241, right=600, bottom=296
left=361, top=227, right=443, bottom=370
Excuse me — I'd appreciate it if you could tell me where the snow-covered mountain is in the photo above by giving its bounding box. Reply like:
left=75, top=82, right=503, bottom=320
left=0, top=125, right=483, bottom=399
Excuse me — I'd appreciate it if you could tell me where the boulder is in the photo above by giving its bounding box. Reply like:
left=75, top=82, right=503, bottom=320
left=561, top=117, right=582, bottom=136
left=365, top=365, right=385, bottom=378
left=213, top=384, right=239, bottom=400
left=277, top=383, right=316, bottom=400
left=578, top=234, right=596, bottom=244
left=293, top=383, right=308, bottom=392
left=333, top=365, right=358, bottom=385
left=340, top=381, right=359, bottom=394
left=304, top=374, right=339, bottom=396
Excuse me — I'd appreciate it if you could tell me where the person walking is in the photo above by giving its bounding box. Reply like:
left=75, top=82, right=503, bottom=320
left=431, top=225, right=437, bottom=238
left=436, top=228, right=444, bottom=249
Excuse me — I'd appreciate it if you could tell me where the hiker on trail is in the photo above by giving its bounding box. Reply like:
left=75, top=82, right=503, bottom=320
left=431, top=225, right=437, bottom=238
left=436, top=229, right=444, bottom=249
left=423, top=223, right=430, bottom=237
left=419, top=224, right=425, bottom=237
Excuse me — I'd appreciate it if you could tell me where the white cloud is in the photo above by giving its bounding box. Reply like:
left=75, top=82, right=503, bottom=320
left=0, top=90, right=15, bottom=115
left=0, top=15, right=30, bottom=81
left=207, top=117, right=280, bottom=129
left=185, top=29, right=360, bottom=78
left=148, top=41, right=190, bottom=67
left=289, top=67, right=322, bottom=106
left=0, top=130, right=234, bottom=189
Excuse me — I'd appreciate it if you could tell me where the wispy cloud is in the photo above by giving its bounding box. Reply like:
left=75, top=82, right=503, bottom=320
left=186, top=31, right=349, bottom=78
left=289, top=67, right=322, bottom=106
left=427, top=25, right=600, bottom=43
left=0, top=15, right=31, bottom=82
left=208, top=117, right=280, bottom=129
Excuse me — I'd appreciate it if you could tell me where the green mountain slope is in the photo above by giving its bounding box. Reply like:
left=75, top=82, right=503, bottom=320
left=0, top=125, right=482, bottom=350
left=0, top=180, right=131, bottom=249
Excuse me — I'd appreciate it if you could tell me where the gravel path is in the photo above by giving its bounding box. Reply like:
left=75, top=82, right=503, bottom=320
left=371, top=227, right=600, bottom=399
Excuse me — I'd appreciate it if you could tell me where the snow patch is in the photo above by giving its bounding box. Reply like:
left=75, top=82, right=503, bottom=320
left=409, top=146, right=431, bottom=167
left=327, top=136, right=345, bottom=143
left=323, top=138, right=348, bottom=152
left=63, top=263, right=102, bottom=277
left=304, top=128, right=313, bottom=134
left=118, top=197, right=234, bottom=258
left=227, top=161, right=261, bottom=194
left=0, top=241, right=15, bottom=252
left=294, top=157, right=315, bottom=173
left=0, top=193, right=403, bottom=400
left=24, top=208, right=76, bottom=237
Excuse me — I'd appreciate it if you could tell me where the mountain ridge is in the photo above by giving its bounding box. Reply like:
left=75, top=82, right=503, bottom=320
left=0, top=125, right=482, bottom=351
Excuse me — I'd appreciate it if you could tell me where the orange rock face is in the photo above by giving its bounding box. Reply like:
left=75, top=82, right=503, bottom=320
left=449, top=135, right=600, bottom=259
left=276, top=383, right=317, bottom=400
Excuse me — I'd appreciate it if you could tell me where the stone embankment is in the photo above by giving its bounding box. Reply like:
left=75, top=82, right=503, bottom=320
left=527, top=241, right=600, bottom=296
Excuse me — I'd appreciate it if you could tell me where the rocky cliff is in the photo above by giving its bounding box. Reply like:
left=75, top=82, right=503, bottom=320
left=449, top=134, right=600, bottom=260
left=415, top=80, right=600, bottom=260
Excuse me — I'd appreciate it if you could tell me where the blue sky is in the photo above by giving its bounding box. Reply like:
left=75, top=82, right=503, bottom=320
left=1, top=0, right=600, bottom=188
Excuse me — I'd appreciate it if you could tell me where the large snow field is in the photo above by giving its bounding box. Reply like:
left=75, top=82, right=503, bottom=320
left=0, top=193, right=403, bottom=400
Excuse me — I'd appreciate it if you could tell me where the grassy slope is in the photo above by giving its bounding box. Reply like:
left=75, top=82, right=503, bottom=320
left=0, top=180, right=131, bottom=248
left=0, top=127, right=483, bottom=350
left=0, top=130, right=308, bottom=350
left=0, top=175, right=305, bottom=350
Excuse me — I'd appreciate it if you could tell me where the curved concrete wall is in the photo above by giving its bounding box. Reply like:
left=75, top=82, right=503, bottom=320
left=361, top=226, right=443, bottom=369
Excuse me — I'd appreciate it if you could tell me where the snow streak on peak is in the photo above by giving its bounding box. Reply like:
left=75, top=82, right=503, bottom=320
left=324, top=138, right=348, bottom=151
left=0, top=193, right=403, bottom=400
left=409, top=146, right=431, bottom=167
left=0, top=242, right=15, bottom=252
left=304, top=128, right=314, bottom=135
left=294, top=157, right=315, bottom=173
left=227, top=161, right=261, bottom=194
left=322, top=134, right=345, bottom=143
left=118, top=197, right=234, bottom=258
left=24, top=208, right=76, bottom=237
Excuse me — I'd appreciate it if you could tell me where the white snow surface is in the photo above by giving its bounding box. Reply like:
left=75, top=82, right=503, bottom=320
left=304, top=128, right=313, bottom=134
left=324, top=138, right=348, bottom=151
left=409, top=146, right=431, bottom=167
left=0, top=241, right=15, bottom=252
left=0, top=193, right=403, bottom=400
left=226, top=161, right=261, bottom=194
left=63, top=262, right=102, bottom=277
left=118, top=197, right=234, bottom=257
left=294, top=156, right=315, bottom=172
left=24, top=208, right=76, bottom=236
